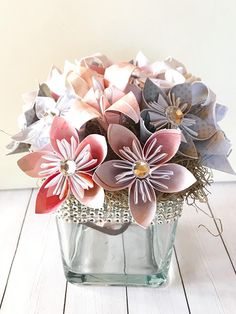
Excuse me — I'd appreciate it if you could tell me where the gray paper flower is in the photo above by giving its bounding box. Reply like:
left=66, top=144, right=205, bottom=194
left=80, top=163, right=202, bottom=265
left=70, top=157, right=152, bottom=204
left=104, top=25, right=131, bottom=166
left=140, top=79, right=219, bottom=158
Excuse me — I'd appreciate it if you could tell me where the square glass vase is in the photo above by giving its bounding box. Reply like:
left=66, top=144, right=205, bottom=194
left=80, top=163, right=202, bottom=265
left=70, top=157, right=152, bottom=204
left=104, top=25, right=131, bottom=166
left=56, top=194, right=183, bottom=287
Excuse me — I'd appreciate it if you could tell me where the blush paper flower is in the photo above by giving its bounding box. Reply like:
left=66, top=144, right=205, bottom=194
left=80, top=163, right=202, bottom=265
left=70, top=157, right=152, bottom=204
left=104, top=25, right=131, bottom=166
left=93, top=124, right=196, bottom=227
left=17, top=117, right=107, bottom=213
left=71, top=76, right=140, bottom=130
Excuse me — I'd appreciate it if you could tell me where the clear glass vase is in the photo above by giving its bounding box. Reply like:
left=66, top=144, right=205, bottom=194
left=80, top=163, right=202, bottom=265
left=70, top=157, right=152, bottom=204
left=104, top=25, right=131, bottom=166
left=56, top=194, right=183, bottom=287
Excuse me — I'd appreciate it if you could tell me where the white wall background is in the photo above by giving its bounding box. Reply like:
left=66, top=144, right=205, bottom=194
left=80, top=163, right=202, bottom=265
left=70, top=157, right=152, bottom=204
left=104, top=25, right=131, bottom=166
left=0, top=0, right=236, bottom=189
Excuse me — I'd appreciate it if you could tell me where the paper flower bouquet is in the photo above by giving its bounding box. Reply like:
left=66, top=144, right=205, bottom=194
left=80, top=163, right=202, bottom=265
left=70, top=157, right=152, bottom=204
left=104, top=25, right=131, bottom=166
left=9, top=52, right=234, bottom=286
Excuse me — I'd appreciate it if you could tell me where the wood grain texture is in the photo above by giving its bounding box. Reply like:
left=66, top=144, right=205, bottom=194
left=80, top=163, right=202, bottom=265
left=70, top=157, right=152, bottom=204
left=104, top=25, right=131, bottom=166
left=175, top=182, right=236, bottom=314
left=207, top=182, right=236, bottom=271
left=0, top=189, right=32, bottom=304
left=64, top=284, right=127, bottom=314
left=0, top=190, right=66, bottom=314
left=127, top=254, right=190, bottom=314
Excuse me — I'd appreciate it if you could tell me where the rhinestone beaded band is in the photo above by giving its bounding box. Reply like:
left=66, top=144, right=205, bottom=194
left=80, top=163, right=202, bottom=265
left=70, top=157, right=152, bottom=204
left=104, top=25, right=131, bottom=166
left=57, top=191, right=183, bottom=225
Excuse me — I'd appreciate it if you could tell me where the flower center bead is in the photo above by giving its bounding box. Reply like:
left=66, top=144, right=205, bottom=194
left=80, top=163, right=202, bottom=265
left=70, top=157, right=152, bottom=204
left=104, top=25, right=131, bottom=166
left=166, top=106, right=184, bottom=125
left=60, top=160, right=76, bottom=176
left=133, top=160, right=150, bottom=178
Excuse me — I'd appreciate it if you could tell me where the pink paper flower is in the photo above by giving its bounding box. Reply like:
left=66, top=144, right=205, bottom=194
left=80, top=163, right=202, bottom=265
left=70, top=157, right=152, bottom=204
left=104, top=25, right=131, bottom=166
left=93, top=125, right=196, bottom=228
left=17, top=117, right=107, bottom=213
left=78, top=53, right=113, bottom=75
left=72, top=77, right=140, bottom=130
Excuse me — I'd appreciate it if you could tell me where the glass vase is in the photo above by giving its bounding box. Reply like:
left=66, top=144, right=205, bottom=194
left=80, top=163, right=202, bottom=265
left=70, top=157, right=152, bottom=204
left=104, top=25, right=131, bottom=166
left=56, top=193, right=183, bottom=287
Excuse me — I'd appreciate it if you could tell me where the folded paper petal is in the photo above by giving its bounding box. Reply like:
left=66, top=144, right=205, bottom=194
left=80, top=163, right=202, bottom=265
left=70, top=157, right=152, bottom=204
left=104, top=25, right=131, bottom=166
left=195, top=131, right=235, bottom=174
left=82, top=182, right=105, bottom=208
left=129, top=181, right=156, bottom=228
left=12, top=124, right=38, bottom=143
left=125, top=83, right=142, bottom=104
left=107, top=124, right=142, bottom=160
left=78, top=53, right=112, bottom=75
left=47, top=65, right=66, bottom=98
left=184, top=114, right=216, bottom=140
left=17, top=151, right=51, bottom=178
left=102, top=111, right=122, bottom=127
left=170, top=83, right=193, bottom=106
left=178, top=130, right=198, bottom=158
left=68, top=96, right=94, bottom=123
left=192, top=101, right=216, bottom=127
left=163, top=57, right=187, bottom=75
left=143, top=78, right=169, bottom=107
left=82, top=89, right=101, bottom=111
left=36, top=173, right=69, bottom=214
left=134, top=51, right=150, bottom=68
left=140, top=110, right=155, bottom=143
left=93, top=160, right=135, bottom=191
left=67, top=73, right=90, bottom=98
left=105, top=85, right=126, bottom=104
left=78, top=67, right=101, bottom=86
left=22, top=90, right=38, bottom=106
left=69, top=172, right=93, bottom=202
left=150, top=57, right=186, bottom=78
left=106, top=91, right=140, bottom=123
left=140, top=109, right=168, bottom=144
left=75, top=134, right=107, bottom=171
left=50, top=116, right=79, bottom=154
left=196, top=130, right=231, bottom=156
left=7, top=142, right=30, bottom=155
left=215, top=103, right=228, bottom=123
left=200, top=155, right=235, bottom=175
left=191, top=82, right=209, bottom=106
left=164, top=69, right=185, bottom=84
left=35, top=97, right=56, bottom=119
left=151, top=163, right=196, bottom=193
left=143, top=129, right=181, bottom=164
left=105, top=62, right=137, bottom=91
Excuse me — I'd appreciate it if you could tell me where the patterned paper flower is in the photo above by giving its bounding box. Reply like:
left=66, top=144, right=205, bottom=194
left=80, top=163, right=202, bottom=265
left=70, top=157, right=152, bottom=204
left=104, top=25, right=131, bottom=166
left=93, top=124, right=196, bottom=228
left=39, top=60, right=103, bottom=100
left=78, top=53, right=113, bottom=75
left=17, top=117, right=107, bottom=213
left=72, top=76, right=140, bottom=130
left=104, top=52, right=200, bottom=95
left=12, top=92, right=75, bottom=150
left=140, top=79, right=218, bottom=158
left=133, top=52, right=200, bottom=87
left=196, top=130, right=235, bottom=174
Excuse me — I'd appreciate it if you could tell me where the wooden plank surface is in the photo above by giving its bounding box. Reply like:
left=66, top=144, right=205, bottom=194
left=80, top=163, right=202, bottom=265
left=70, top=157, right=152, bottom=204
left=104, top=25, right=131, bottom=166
left=64, top=284, right=127, bottom=314
left=207, top=182, right=236, bottom=271
left=0, top=183, right=236, bottom=314
left=127, top=254, right=190, bottom=314
left=175, top=182, right=236, bottom=314
left=0, top=189, right=32, bottom=304
left=0, top=190, right=66, bottom=314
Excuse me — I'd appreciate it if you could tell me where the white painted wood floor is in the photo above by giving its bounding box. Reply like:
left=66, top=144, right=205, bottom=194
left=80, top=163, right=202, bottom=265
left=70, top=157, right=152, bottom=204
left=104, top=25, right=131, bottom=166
left=0, top=182, right=235, bottom=314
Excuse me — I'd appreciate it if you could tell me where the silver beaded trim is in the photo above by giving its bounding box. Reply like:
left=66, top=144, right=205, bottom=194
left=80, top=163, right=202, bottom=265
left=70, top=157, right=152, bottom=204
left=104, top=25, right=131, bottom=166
left=56, top=196, right=183, bottom=225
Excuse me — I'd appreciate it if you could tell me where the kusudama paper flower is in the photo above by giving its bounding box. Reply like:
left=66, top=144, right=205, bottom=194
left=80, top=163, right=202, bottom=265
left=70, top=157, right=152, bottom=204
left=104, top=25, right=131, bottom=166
left=17, top=116, right=107, bottom=213
left=70, top=76, right=140, bottom=130
left=103, top=52, right=200, bottom=96
left=140, top=78, right=219, bottom=158
left=12, top=91, right=75, bottom=150
left=133, top=52, right=200, bottom=87
left=93, top=124, right=196, bottom=228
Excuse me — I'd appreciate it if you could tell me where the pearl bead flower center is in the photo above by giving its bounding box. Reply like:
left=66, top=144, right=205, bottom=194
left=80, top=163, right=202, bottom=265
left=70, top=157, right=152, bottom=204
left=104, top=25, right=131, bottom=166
left=166, top=106, right=184, bottom=125
left=133, top=160, right=150, bottom=178
left=60, top=160, right=76, bottom=176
